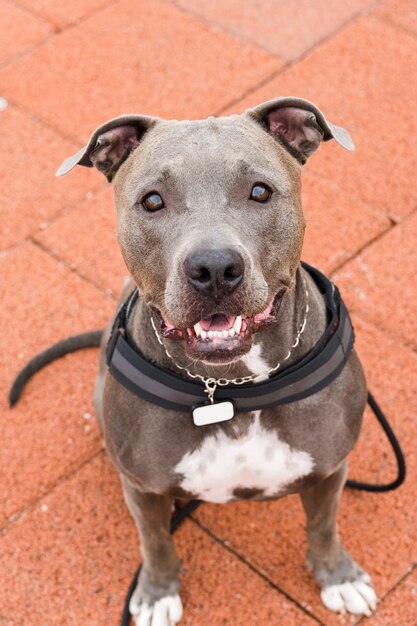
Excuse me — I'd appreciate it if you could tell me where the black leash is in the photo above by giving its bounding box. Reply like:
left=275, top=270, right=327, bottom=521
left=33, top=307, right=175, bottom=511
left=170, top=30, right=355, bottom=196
left=345, top=391, right=406, bottom=492
left=120, top=391, right=406, bottom=626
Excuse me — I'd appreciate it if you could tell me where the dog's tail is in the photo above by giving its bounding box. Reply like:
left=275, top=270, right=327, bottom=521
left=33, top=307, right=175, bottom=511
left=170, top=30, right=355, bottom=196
left=8, top=330, right=104, bottom=407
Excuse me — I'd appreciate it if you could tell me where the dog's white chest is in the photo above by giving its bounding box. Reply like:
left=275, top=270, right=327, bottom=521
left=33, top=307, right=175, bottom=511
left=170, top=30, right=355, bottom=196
left=174, top=411, right=314, bottom=503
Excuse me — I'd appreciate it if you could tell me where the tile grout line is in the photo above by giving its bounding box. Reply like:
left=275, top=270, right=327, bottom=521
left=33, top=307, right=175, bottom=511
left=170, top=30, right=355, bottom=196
left=4, top=0, right=121, bottom=37
left=0, top=0, right=283, bottom=146
left=2, top=1, right=414, bottom=154
left=0, top=0, right=126, bottom=147
left=4, top=0, right=58, bottom=27
left=0, top=0, right=379, bottom=147
left=2, top=3, right=409, bottom=160
left=0, top=96, right=93, bottom=146
left=32, top=180, right=109, bottom=230
left=0, top=19, right=57, bottom=71
left=328, top=219, right=396, bottom=277
left=189, top=514, right=327, bottom=626
left=0, top=0, right=59, bottom=55
left=2, top=0, right=57, bottom=31
left=214, top=65, right=290, bottom=117
left=162, top=0, right=286, bottom=60
left=29, top=237, right=118, bottom=301
left=329, top=197, right=417, bottom=274
left=0, top=61, right=280, bottom=148
left=165, top=0, right=382, bottom=73
left=328, top=212, right=417, bottom=355
left=0, top=179, right=108, bottom=255
left=211, top=0, right=382, bottom=116
left=1, top=448, right=104, bottom=534
left=357, top=563, right=417, bottom=624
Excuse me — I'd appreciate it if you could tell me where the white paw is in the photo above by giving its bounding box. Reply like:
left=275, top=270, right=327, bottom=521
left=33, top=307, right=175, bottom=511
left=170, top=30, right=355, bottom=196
left=130, top=594, right=183, bottom=626
left=321, top=575, right=377, bottom=616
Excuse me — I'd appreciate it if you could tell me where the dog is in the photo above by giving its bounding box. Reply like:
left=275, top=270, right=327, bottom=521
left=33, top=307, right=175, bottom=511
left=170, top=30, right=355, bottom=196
left=13, top=97, right=378, bottom=625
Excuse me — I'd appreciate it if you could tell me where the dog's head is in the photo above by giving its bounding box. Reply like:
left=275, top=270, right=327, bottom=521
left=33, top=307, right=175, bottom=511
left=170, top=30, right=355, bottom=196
left=58, top=97, right=353, bottom=365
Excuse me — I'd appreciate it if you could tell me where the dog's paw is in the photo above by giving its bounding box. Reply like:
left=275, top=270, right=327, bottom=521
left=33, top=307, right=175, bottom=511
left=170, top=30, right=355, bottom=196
left=130, top=593, right=183, bottom=626
left=321, top=574, right=377, bottom=616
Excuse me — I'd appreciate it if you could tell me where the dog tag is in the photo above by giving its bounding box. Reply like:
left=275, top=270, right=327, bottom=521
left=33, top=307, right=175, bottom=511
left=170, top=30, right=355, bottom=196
left=192, top=401, right=234, bottom=427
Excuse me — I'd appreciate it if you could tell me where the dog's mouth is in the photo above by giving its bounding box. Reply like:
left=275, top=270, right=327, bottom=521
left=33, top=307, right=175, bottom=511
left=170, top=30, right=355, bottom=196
left=152, top=290, right=285, bottom=362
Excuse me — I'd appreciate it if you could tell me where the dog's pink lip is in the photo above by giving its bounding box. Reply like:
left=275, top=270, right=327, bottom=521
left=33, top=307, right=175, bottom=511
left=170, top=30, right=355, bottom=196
left=153, top=289, right=285, bottom=342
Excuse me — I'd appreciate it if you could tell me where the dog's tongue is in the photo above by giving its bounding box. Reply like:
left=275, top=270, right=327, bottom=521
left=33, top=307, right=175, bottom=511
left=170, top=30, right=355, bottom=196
left=199, top=314, right=236, bottom=332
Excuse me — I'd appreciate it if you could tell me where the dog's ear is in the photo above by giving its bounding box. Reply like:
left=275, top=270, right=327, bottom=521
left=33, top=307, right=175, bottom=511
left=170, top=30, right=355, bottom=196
left=247, top=97, right=354, bottom=164
left=56, top=114, right=158, bottom=181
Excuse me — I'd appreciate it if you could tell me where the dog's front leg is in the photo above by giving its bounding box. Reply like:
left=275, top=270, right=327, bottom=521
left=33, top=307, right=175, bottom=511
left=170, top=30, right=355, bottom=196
left=121, top=476, right=183, bottom=626
left=300, top=461, right=377, bottom=617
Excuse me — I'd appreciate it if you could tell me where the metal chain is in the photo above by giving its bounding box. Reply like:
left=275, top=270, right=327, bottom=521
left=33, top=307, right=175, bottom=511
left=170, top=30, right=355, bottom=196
left=150, top=286, right=309, bottom=397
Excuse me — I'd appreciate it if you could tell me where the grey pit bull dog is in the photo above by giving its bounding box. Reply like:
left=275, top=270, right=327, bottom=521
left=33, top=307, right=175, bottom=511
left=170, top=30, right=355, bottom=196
left=48, top=97, right=379, bottom=623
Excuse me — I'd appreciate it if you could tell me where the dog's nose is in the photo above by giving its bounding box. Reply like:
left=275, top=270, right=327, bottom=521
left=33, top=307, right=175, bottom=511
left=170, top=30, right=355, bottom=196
left=184, top=248, right=244, bottom=298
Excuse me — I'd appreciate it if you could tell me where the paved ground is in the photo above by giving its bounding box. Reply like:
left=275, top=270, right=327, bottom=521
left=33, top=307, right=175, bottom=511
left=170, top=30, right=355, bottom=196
left=1, top=1, right=416, bottom=624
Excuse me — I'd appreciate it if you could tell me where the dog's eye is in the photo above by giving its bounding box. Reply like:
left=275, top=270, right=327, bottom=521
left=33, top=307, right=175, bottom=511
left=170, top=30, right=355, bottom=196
left=250, top=183, right=272, bottom=203
left=142, top=192, right=165, bottom=212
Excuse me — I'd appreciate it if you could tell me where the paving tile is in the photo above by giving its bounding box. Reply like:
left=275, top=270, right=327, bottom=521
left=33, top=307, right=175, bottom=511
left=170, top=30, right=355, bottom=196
left=15, top=0, right=114, bottom=29
left=177, top=0, right=373, bottom=61
left=0, top=104, right=103, bottom=249
left=35, top=186, right=128, bottom=295
left=333, top=212, right=417, bottom=351
left=374, top=0, right=417, bottom=36
left=365, top=568, right=417, bottom=626
left=194, top=315, right=417, bottom=625
left=0, top=452, right=318, bottom=626
left=0, top=0, right=281, bottom=144
left=0, top=0, right=53, bottom=65
left=223, top=16, right=417, bottom=222
left=1, top=5, right=415, bottom=626
left=301, top=173, right=390, bottom=273
left=0, top=243, right=114, bottom=525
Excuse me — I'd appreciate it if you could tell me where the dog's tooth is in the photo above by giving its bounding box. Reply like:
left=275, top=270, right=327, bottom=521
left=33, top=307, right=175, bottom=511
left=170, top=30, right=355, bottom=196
left=233, top=315, right=242, bottom=334
left=207, top=331, right=214, bottom=338
left=201, top=330, right=207, bottom=340
left=229, top=328, right=236, bottom=337
left=194, top=322, right=203, bottom=337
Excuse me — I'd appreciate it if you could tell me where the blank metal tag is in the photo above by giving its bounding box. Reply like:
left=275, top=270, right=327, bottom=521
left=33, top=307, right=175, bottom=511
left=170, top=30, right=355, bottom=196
left=192, top=401, right=234, bottom=427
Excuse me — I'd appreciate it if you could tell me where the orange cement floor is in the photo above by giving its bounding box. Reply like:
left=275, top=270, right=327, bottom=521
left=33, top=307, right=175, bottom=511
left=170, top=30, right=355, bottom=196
left=1, top=1, right=416, bottom=624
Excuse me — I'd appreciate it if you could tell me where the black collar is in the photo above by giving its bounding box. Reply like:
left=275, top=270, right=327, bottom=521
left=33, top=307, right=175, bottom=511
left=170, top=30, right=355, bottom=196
left=106, top=263, right=354, bottom=414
